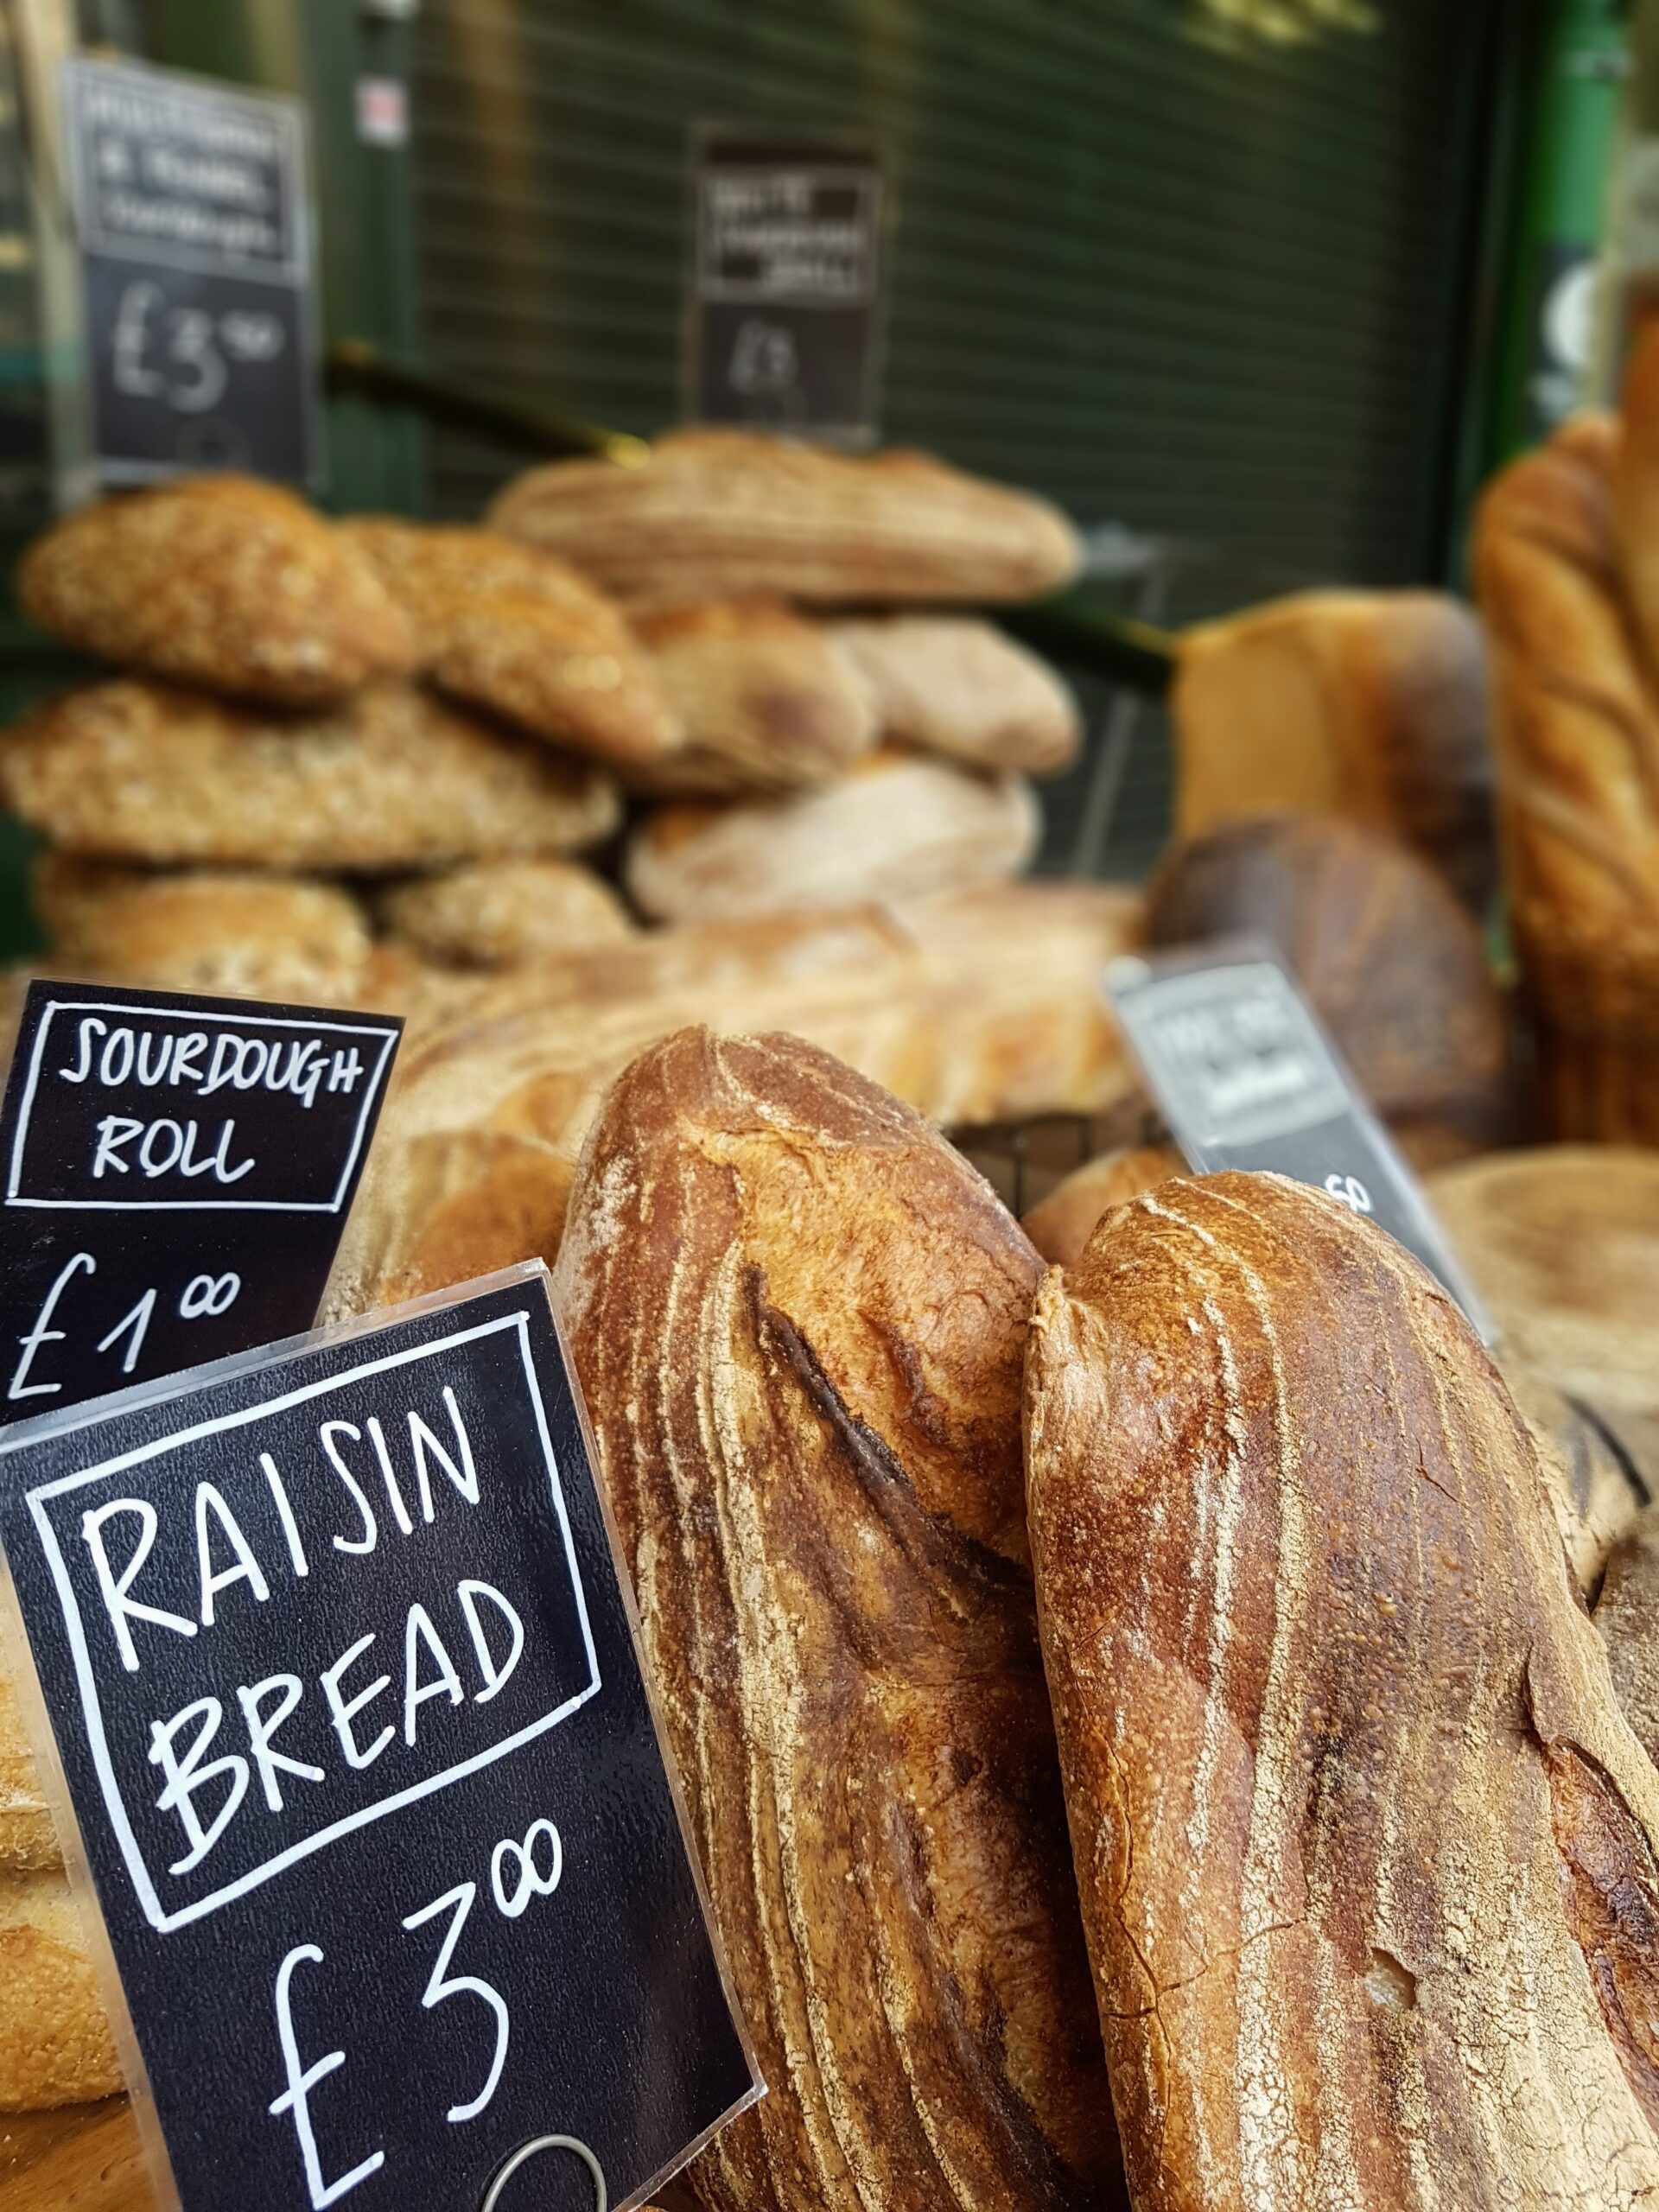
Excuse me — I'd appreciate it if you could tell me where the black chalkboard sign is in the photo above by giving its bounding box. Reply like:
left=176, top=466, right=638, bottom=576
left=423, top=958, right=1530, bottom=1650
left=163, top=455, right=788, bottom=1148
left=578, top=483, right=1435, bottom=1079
left=0, top=982, right=400, bottom=1421
left=0, top=1269, right=758, bottom=2212
left=1105, top=940, right=1491, bottom=1334
left=689, top=131, right=885, bottom=441
left=61, top=55, right=318, bottom=486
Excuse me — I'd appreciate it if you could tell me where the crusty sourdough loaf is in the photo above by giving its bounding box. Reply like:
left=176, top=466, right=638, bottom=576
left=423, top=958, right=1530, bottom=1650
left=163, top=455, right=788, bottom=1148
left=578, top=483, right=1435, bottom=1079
left=0, top=680, right=620, bottom=870
left=1020, top=1142, right=1182, bottom=1267
left=828, top=615, right=1082, bottom=775
left=375, top=858, right=634, bottom=969
left=551, top=1028, right=1117, bottom=2212
left=1169, top=589, right=1493, bottom=908
left=1146, top=813, right=1510, bottom=1136
left=340, top=518, right=682, bottom=766
left=624, top=748, right=1039, bottom=924
left=32, top=852, right=373, bottom=1001
left=18, top=476, right=417, bottom=705
left=487, top=429, right=1083, bottom=604
left=1026, top=1170, right=1659, bottom=2208
left=1473, top=396, right=1659, bottom=1141
left=1597, top=1505, right=1659, bottom=1767
left=627, top=598, right=879, bottom=793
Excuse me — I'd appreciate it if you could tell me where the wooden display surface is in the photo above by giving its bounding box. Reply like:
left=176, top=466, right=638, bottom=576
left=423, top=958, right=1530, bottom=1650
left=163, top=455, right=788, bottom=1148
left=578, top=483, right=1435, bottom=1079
left=0, top=2098, right=150, bottom=2212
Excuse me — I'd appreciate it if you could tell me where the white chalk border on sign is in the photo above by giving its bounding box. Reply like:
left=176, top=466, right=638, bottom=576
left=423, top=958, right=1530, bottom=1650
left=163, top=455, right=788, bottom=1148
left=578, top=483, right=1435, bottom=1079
left=0, top=1262, right=764, bottom=2212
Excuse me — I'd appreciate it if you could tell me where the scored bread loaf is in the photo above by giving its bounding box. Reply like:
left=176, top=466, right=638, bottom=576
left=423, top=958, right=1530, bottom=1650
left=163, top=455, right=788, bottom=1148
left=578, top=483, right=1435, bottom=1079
left=376, top=858, right=635, bottom=968
left=0, top=680, right=620, bottom=870
left=1169, top=589, right=1493, bottom=908
left=829, top=615, right=1082, bottom=774
left=32, top=852, right=373, bottom=1001
left=624, top=748, right=1039, bottom=924
left=18, top=476, right=417, bottom=705
left=488, top=429, right=1083, bottom=604
left=551, top=1028, right=1117, bottom=2212
left=1026, top=1169, right=1659, bottom=2208
left=627, top=599, right=879, bottom=793
left=1146, top=813, right=1510, bottom=1135
left=340, top=518, right=682, bottom=766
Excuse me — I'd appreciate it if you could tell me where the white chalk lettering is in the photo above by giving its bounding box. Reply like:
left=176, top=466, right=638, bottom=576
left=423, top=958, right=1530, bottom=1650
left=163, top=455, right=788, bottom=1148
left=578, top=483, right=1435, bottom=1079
left=457, top=1581, right=524, bottom=1706
left=327, top=1046, right=364, bottom=1096
left=238, top=1675, right=324, bottom=1812
left=195, top=1481, right=271, bottom=1626
left=10, top=1250, right=95, bottom=1399
left=58, top=1015, right=104, bottom=1082
left=409, top=1389, right=480, bottom=1519
left=320, top=1422, right=377, bottom=1554
left=149, top=1696, right=248, bottom=1873
left=366, top=1415, right=414, bottom=1537
left=400, top=1882, right=508, bottom=2124
left=96, top=1286, right=156, bottom=1376
left=262, top=1452, right=310, bottom=1578
left=91, top=1113, right=143, bottom=1177
left=98, top=1027, right=134, bottom=1087
left=82, top=1497, right=197, bottom=1670
left=320, top=1633, right=392, bottom=1770
left=269, top=1945, right=385, bottom=2207
left=404, top=1604, right=464, bottom=1745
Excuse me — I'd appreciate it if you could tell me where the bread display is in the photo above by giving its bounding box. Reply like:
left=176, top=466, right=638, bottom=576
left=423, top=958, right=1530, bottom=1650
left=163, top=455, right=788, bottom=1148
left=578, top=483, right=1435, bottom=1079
left=0, top=679, right=620, bottom=870
left=377, top=857, right=635, bottom=968
left=322, top=883, right=1142, bottom=1318
left=487, top=429, right=1084, bottom=604
left=1146, top=813, right=1510, bottom=1135
left=625, top=748, right=1040, bottom=924
left=830, top=614, right=1083, bottom=774
left=1473, top=373, right=1659, bottom=1142
left=1170, top=589, right=1493, bottom=908
left=18, top=476, right=418, bottom=705
left=1027, top=1168, right=1659, bottom=2207
left=0, top=1871, right=119, bottom=2110
left=32, top=852, right=373, bottom=1000
left=340, top=518, right=683, bottom=766
left=551, top=1028, right=1116, bottom=2212
left=1020, top=1142, right=1181, bottom=1266
left=627, top=598, right=879, bottom=793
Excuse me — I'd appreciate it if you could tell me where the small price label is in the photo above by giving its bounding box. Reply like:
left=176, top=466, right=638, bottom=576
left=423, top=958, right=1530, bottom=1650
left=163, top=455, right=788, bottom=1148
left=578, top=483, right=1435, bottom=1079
left=62, top=55, right=318, bottom=485
left=1104, top=939, right=1490, bottom=1335
left=0, top=982, right=400, bottom=1419
left=0, top=1271, right=758, bottom=2212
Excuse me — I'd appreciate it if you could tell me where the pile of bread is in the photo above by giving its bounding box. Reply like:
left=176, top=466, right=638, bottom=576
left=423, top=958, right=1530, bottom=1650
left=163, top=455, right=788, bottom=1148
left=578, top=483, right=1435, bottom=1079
left=0, top=432, right=1089, bottom=1005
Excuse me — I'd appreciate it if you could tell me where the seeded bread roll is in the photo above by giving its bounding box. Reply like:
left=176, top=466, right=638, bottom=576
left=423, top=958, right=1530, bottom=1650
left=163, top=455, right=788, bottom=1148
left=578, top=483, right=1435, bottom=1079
left=377, top=859, right=634, bottom=968
left=32, top=852, right=372, bottom=1001
left=552, top=1028, right=1118, bottom=2212
left=625, top=748, right=1039, bottom=924
left=627, top=599, right=878, bottom=794
left=488, top=429, right=1084, bottom=605
left=17, top=476, right=417, bottom=705
left=340, top=518, right=682, bottom=766
left=0, top=680, right=620, bottom=871
left=1027, top=1170, right=1659, bottom=2208
left=830, top=615, right=1082, bottom=774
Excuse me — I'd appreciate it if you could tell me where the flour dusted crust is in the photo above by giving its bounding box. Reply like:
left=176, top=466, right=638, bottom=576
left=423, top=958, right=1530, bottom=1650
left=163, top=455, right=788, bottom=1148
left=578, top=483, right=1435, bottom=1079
left=340, top=518, right=681, bottom=765
left=628, top=599, right=878, bottom=793
left=18, top=476, right=417, bottom=705
left=0, top=680, right=620, bottom=870
left=624, top=748, right=1039, bottom=923
left=33, top=852, right=373, bottom=999
left=829, top=615, right=1082, bottom=774
left=0, top=1871, right=119, bottom=2108
left=1026, top=1170, right=1659, bottom=2208
left=551, top=1028, right=1117, bottom=2211
left=487, top=429, right=1084, bottom=605
left=377, top=858, right=634, bottom=968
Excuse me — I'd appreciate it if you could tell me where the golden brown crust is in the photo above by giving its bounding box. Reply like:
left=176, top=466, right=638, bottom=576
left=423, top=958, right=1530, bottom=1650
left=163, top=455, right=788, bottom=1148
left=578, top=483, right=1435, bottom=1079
left=627, top=598, right=878, bottom=793
left=0, top=679, right=620, bottom=870
left=0, top=1673, right=55, bottom=1875
left=551, top=1028, right=1116, bottom=2211
left=1027, top=1170, right=1659, bottom=2208
left=1147, top=813, right=1510, bottom=1132
left=340, top=518, right=681, bottom=765
left=32, top=852, right=372, bottom=1000
left=487, top=430, right=1083, bottom=605
left=376, top=859, right=634, bottom=968
left=1020, top=1143, right=1183, bottom=1267
left=1171, top=589, right=1493, bottom=908
left=1597, top=1506, right=1659, bottom=1767
left=829, top=616, right=1082, bottom=775
left=0, top=1871, right=119, bottom=2109
left=624, top=749, right=1039, bottom=924
left=17, top=477, right=416, bottom=705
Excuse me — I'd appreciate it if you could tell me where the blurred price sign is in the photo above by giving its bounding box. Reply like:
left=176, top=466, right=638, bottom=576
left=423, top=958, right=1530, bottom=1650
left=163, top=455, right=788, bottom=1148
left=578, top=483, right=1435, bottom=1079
left=1104, top=938, right=1491, bottom=1337
left=62, top=56, right=318, bottom=486
left=689, top=130, right=885, bottom=442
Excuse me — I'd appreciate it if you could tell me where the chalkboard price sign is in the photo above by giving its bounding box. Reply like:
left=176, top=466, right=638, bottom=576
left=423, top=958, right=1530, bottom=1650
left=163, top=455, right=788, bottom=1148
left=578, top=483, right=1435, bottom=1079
left=1104, top=940, right=1491, bottom=1334
left=61, top=55, right=318, bottom=486
left=689, top=131, right=885, bottom=441
left=0, top=1270, right=758, bottom=2212
left=0, top=982, right=401, bottom=1421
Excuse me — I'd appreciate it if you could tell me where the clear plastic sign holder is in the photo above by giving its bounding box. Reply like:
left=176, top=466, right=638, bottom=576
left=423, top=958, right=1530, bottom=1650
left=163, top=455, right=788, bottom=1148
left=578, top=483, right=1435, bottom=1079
left=0, top=1263, right=761, bottom=2212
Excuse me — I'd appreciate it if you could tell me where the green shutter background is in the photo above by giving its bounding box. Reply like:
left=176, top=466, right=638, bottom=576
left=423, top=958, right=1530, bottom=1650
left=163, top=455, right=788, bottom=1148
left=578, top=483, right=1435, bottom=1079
left=405, top=0, right=1510, bottom=870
